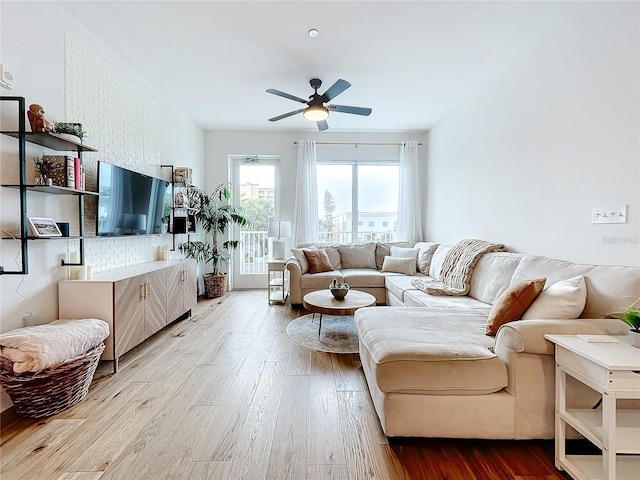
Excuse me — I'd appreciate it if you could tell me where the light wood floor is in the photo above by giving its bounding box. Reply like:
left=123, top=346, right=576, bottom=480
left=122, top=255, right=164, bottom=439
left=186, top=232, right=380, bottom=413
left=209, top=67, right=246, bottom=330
left=1, top=290, right=570, bottom=480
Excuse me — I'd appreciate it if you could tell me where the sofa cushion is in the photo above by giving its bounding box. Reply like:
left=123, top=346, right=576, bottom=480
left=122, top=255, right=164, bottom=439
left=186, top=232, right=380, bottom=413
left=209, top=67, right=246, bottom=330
left=509, top=256, right=640, bottom=319
left=304, top=249, right=334, bottom=274
left=429, top=245, right=451, bottom=280
left=375, top=241, right=415, bottom=270
left=522, top=275, right=587, bottom=320
left=339, top=243, right=376, bottom=269
left=301, top=270, right=343, bottom=289
left=291, top=246, right=316, bottom=274
left=468, top=253, right=523, bottom=305
left=355, top=308, right=507, bottom=395
left=403, top=290, right=493, bottom=312
left=382, top=256, right=416, bottom=275
left=385, top=273, right=426, bottom=303
left=390, top=246, right=419, bottom=273
left=325, top=246, right=342, bottom=270
left=342, top=269, right=385, bottom=288
left=415, top=242, right=440, bottom=275
left=485, top=278, right=546, bottom=335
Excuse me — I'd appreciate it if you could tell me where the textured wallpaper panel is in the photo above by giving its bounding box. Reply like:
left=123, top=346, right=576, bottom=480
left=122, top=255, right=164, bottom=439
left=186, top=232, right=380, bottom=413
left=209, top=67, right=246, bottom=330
left=64, top=32, right=163, bottom=274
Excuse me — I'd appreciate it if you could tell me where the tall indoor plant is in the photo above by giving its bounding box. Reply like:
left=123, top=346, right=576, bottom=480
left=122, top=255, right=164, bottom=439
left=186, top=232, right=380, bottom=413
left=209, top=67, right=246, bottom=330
left=179, top=183, right=248, bottom=298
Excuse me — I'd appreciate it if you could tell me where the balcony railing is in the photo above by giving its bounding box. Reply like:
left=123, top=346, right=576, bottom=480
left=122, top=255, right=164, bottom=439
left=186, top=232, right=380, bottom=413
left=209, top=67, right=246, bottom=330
left=239, top=229, right=396, bottom=275
left=317, top=230, right=395, bottom=244
left=240, top=230, right=269, bottom=274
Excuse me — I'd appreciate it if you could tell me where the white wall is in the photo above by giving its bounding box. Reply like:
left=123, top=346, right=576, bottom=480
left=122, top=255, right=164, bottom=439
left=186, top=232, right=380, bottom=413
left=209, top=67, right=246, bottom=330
left=204, top=130, right=424, bottom=258
left=424, top=2, right=639, bottom=266
left=0, top=1, right=204, bottom=339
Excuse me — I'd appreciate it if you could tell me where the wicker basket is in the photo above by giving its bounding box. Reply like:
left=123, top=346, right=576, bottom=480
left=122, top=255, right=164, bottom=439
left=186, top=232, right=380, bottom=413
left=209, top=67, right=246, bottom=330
left=0, top=343, right=104, bottom=418
left=203, top=273, right=227, bottom=298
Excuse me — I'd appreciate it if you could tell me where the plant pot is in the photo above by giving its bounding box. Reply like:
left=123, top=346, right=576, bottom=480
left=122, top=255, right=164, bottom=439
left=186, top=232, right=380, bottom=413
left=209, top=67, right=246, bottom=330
left=57, top=133, right=81, bottom=143
left=203, top=272, right=227, bottom=298
left=630, top=330, right=640, bottom=348
left=330, top=288, right=349, bottom=300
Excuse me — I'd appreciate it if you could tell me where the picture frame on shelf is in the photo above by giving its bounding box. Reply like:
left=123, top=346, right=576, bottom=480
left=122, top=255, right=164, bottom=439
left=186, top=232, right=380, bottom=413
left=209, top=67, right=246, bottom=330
left=28, top=217, right=63, bottom=237
left=174, top=167, right=192, bottom=184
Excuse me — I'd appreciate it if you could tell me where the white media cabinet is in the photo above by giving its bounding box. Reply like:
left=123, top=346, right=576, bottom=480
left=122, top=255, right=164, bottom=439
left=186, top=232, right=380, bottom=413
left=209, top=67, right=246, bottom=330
left=59, top=259, right=197, bottom=372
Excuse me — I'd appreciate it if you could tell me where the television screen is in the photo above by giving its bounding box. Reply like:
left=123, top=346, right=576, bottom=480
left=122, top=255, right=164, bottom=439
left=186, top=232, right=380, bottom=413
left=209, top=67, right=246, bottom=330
left=97, top=162, right=171, bottom=236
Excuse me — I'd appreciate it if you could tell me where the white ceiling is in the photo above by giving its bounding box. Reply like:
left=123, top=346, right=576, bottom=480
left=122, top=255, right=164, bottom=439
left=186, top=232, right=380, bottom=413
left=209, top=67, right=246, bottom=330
left=58, top=1, right=576, bottom=132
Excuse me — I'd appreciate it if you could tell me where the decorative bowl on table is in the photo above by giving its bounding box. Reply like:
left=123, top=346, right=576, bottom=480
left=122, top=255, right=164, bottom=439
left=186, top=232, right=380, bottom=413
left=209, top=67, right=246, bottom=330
left=329, top=279, right=350, bottom=300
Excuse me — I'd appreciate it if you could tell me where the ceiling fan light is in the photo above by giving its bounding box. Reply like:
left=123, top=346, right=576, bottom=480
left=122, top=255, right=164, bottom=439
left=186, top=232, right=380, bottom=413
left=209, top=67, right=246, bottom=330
left=303, top=105, right=329, bottom=121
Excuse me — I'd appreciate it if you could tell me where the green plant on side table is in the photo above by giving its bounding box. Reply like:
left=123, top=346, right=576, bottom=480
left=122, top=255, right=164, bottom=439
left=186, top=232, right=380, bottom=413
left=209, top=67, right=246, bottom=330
left=620, top=306, right=640, bottom=348
left=53, top=122, right=87, bottom=143
left=178, top=183, right=249, bottom=298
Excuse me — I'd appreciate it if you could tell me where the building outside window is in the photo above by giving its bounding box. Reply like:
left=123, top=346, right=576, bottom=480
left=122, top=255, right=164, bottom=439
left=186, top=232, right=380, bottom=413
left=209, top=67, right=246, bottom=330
left=317, top=162, right=399, bottom=243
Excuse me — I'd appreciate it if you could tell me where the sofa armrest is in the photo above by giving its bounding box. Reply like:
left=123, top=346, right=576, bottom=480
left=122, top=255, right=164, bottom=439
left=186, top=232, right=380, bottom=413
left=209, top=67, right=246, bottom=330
left=286, top=259, right=303, bottom=304
left=495, top=318, right=629, bottom=355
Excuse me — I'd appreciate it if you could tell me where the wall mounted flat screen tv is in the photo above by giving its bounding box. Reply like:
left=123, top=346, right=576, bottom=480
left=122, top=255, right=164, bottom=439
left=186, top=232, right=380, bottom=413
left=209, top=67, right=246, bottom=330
left=97, top=162, right=171, bottom=236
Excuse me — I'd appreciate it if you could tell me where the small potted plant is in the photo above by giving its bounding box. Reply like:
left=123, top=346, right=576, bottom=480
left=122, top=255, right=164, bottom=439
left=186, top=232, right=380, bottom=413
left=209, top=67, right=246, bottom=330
left=178, top=183, right=249, bottom=298
left=619, top=307, right=640, bottom=347
left=53, top=122, right=87, bottom=143
left=329, top=278, right=350, bottom=300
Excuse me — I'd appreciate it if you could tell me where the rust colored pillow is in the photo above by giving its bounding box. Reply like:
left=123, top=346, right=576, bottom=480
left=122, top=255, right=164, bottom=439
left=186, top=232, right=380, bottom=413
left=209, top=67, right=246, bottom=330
left=485, top=278, right=546, bottom=336
left=303, top=249, right=334, bottom=274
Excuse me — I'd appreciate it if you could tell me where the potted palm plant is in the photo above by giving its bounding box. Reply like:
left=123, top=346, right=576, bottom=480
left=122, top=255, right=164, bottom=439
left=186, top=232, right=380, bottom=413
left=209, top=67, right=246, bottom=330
left=179, top=183, right=249, bottom=298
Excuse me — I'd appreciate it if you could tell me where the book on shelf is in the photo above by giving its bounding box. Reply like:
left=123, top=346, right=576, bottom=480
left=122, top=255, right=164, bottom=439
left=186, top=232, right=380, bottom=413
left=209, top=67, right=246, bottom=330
left=42, top=155, right=75, bottom=187
left=74, top=157, right=82, bottom=190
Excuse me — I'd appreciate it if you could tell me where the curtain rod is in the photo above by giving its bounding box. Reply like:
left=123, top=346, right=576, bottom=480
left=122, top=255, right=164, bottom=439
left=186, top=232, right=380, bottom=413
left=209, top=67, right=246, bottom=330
left=292, top=141, right=422, bottom=146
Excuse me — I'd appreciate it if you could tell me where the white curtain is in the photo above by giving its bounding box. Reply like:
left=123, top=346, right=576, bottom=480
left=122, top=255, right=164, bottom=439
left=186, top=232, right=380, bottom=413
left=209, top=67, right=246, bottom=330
left=292, top=140, right=319, bottom=247
left=395, top=140, right=423, bottom=241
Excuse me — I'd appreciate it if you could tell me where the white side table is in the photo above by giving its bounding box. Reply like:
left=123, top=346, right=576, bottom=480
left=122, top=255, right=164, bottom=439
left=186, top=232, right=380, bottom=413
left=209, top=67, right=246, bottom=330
left=267, top=259, right=288, bottom=305
left=545, top=334, right=640, bottom=480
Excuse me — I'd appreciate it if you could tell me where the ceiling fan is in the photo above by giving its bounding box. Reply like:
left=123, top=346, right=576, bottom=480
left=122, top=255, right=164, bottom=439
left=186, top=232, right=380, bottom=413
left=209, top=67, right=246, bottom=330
left=266, top=78, right=372, bottom=131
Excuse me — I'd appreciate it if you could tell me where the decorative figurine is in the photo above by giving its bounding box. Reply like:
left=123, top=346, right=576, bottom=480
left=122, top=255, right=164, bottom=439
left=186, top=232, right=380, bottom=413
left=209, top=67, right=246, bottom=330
left=27, top=104, right=54, bottom=133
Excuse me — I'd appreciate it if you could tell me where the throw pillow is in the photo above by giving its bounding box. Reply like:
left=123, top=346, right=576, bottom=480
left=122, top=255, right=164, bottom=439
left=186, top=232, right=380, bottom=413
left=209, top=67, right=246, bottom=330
left=375, top=242, right=415, bottom=270
left=485, top=278, right=546, bottom=336
left=303, top=249, right=334, bottom=274
left=521, top=275, right=587, bottom=320
left=291, top=246, right=317, bottom=274
left=417, top=242, right=440, bottom=275
left=382, top=256, right=416, bottom=275
left=390, top=246, right=419, bottom=273
left=338, top=243, right=376, bottom=269
left=324, top=246, right=342, bottom=270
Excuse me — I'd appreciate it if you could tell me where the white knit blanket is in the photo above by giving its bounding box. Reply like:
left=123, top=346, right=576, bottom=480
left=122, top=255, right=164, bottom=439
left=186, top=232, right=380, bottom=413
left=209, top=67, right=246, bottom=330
left=0, top=318, right=109, bottom=373
left=412, top=239, right=506, bottom=296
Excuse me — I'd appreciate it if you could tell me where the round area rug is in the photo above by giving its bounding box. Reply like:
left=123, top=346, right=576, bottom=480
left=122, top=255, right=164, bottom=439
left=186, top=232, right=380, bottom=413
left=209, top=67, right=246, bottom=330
left=286, top=314, right=359, bottom=354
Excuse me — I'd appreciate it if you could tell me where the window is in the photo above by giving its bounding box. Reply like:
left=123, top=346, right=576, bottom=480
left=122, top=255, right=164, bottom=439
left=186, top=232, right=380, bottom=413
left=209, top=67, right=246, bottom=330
left=317, top=162, right=399, bottom=243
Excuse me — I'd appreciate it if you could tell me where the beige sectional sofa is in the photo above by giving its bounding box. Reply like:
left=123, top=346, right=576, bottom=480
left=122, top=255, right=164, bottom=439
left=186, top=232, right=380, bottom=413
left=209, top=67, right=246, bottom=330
left=286, top=241, right=640, bottom=439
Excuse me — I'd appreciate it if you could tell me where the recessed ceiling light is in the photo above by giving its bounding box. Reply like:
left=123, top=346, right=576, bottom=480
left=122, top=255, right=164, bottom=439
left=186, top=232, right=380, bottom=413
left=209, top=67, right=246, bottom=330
left=308, top=28, right=319, bottom=38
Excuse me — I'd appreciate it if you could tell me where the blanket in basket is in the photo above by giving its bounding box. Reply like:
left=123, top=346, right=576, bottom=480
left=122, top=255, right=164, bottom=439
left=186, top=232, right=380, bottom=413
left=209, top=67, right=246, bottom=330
left=0, top=318, right=109, bottom=373
left=411, top=239, right=506, bottom=296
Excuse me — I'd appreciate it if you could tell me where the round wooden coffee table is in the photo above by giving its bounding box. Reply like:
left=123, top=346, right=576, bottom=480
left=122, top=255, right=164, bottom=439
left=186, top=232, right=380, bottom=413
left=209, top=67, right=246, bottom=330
left=303, top=289, right=376, bottom=339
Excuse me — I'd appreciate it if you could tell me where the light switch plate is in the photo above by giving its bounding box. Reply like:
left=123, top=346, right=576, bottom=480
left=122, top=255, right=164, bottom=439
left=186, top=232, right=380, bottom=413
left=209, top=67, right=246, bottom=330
left=592, top=205, right=627, bottom=224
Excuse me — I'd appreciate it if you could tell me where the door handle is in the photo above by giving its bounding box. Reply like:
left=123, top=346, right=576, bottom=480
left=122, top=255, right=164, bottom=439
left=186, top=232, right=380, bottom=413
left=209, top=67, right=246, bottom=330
left=140, top=284, right=145, bottom=300
left=146, top=282, right=150, bottom=298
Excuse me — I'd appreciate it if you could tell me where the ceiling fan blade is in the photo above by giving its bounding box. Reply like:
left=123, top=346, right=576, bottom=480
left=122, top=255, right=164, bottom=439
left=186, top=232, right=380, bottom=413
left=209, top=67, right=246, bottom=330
left=266, top=89, right=309, bottom=104
left=268, top=109, right=305, bottom=122
left=328, top=105, right=372, bottom=116
left=317, top=120, right=329, bottom=131
left=321, top=79, right=351, bottom=102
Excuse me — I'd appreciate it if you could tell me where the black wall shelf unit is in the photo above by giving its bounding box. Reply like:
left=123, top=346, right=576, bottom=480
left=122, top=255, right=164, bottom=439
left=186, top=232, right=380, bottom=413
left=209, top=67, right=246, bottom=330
left=160, top=164, right=195, bottom=251
left=0, top=96, right=97, bottom=275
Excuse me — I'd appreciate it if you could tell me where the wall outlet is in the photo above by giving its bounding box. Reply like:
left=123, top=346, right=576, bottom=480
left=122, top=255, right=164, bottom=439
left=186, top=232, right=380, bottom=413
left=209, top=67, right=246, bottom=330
left=592, top=205, right=627, bottom=224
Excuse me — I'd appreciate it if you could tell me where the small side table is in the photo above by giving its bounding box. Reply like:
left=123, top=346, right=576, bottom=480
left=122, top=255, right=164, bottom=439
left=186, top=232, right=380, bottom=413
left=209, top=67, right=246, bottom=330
left=267, top=259, right=288, bottom=305
left=544, top=334, right=640, bottom=480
